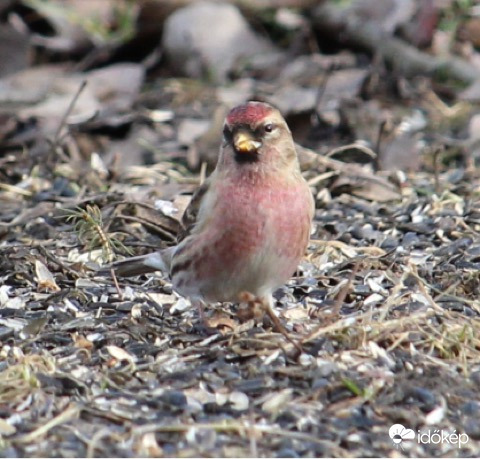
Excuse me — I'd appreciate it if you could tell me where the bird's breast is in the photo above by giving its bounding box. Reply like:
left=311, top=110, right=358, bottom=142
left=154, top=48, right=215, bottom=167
left=213, top=173, right=312, bottom=266
left=171, top=172, right=312, bottom=302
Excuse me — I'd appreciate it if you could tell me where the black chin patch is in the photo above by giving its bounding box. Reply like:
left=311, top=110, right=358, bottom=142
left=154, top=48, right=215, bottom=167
left=234, top=151, right=259, bottom=163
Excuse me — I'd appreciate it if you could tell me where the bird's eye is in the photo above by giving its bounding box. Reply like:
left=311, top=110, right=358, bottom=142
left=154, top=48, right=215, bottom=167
left=263, top=123, right=276, bottom=133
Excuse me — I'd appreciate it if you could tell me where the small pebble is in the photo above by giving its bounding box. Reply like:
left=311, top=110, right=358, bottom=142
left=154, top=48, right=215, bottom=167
left=402, top=232, right=420, bottom=247
left=460, top=401, right=480, bottom=416
left=311, top=378, right=329, bottom=390
left=406, top=387, right=437, bottom=412
left=464, top=418, right=480, bottom=440
left=229, top=391, right=249, bottom=411
left=276, top=448, right=299, bottom=458
left=159, top=390, right=187, bottom=407
left=470, top=371, right=480, bottom=385
left=380, top=236, right=398, bottom=250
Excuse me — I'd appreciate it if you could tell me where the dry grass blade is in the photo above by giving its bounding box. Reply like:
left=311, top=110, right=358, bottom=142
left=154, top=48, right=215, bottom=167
left=326, top=142, right=377, bottom=159
left=13, top=404, right=81, bottom=444
left=300, top=263, right=358, bottom=344
left=53, top=80, right=87, bottom=145
left=0, top=354, right=56, bottom=404
left=132, top=420, right=339, bottom=449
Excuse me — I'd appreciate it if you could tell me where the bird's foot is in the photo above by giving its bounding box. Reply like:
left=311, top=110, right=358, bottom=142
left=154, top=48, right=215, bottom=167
left=237, top=292, right=265, bottom=322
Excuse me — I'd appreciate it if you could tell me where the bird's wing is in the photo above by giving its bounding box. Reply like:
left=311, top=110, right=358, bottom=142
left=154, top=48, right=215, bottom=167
left=99, top=176, right=213, bottom=278
left=178, top=176, right=212, bottom=242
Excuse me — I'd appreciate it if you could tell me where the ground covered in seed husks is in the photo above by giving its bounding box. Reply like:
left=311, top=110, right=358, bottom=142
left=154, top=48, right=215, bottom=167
left=1, top=0, right=480, bottom=458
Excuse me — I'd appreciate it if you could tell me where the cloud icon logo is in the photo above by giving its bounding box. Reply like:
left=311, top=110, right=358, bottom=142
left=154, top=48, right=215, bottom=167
left=389, top=424, right=415, bottom=445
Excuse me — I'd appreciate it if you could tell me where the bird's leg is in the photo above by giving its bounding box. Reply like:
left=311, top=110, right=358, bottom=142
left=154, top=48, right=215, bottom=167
left=238, top=292, right=281, bottom=328
left=260, top=295, right=290, bottom=337
left=238, top=292, right=303, bottom=353
left=262, top=296, right=303, bottom=353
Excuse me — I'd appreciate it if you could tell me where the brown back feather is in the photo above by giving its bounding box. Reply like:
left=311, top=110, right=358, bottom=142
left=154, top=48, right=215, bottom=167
left=178, top=178, right=211, bottom=242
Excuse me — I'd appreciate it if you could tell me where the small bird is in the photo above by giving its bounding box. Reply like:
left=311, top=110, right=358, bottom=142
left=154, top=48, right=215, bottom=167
left=108, top=101, right=314, bottom=325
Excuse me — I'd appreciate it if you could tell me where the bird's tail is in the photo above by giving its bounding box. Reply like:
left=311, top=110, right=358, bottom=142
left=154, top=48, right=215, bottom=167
left=99, top=250, right=170, bottom=277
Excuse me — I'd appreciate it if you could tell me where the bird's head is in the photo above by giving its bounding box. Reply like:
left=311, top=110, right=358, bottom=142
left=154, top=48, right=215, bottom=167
left=218, top=101, right=298, bottom=172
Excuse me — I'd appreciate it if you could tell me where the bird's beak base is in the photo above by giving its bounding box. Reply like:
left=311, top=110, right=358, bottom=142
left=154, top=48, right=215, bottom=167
left=233, top=131, right=261, bottom=154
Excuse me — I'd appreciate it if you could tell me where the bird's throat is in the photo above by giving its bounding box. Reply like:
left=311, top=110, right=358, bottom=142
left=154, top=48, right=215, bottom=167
left=234, top=151, right=260, bottom=163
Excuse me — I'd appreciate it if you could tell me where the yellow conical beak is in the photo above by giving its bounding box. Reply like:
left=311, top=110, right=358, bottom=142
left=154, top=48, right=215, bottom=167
left=233, top=131, right=261, bottom=154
